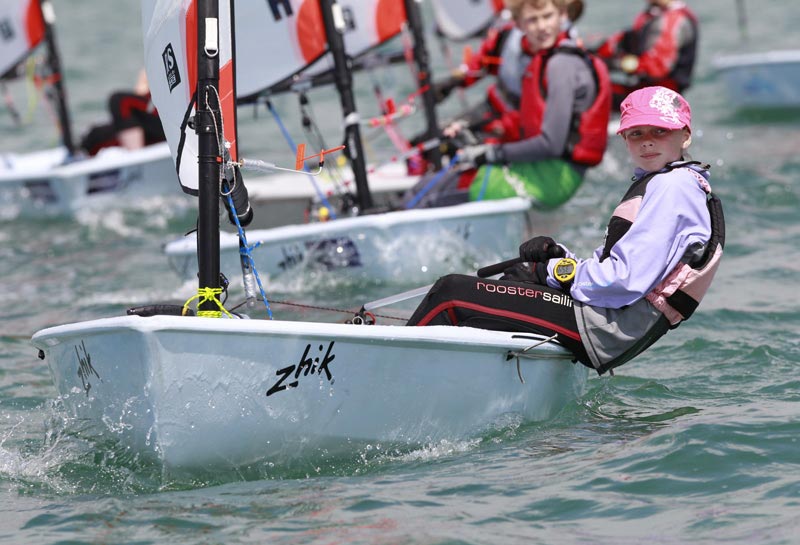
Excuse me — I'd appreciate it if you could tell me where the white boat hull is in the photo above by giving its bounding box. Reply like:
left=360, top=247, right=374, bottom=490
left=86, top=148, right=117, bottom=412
left=0, top=143, right=180, bottom=220
left=32, top=315, right=586, bottom=471
left=712, top=50, right=800, bottom=109
left=244, top=161, right=422, bottom=229
left=165, top=197, right=532, bottom=286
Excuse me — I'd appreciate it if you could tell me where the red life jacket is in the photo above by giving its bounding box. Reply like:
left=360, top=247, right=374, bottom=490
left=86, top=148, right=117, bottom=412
left=464, top=22, right=517, bottom=83
left=629, top=3, right=699, bottom=92
left=517, top=40, right=612, bottom=166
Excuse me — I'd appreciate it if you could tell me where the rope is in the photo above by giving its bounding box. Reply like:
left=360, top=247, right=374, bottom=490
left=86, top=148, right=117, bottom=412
left=266, top=100, right=338, bottom=219
left=404, top=155, right=459, bottom=209
left=182, top=287, right=233, bottom=318
left=225, top=189, right=274, bottom=319
left=235, top=297, right=408, bottom=323
left=475, top=164, right=492, bottom=201
left=297, top=94, right=350, bottom=196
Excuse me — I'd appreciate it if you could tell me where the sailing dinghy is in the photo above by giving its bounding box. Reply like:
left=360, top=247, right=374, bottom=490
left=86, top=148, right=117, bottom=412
left=710, top=0, right=800, bottom=111
left=32, top=0, right=585, bottom=472
left=712, top=50, right=800, bottom=111
left=0, top=0, right=178, bottom=220
left=162, top=0, right=533, bottom=287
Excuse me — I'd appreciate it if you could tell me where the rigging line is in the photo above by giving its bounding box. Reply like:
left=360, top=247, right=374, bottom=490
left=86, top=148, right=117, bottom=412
left=475, top=164, right=493, bottom=201
left=367, top=136, right=441, bottom=173
left=400, top=22, right=418, bottom=79
left=403, top=154, right=460, bottom=209
left=365, top=67, right=412, bottom=154
left=265, top=100, right=339, bottom=219
left=224, top=188, right=274, bottom=319
left=228, top=297, right=408, bottom=323
left=436, top=32, right=469, bottom=110
left=27, top=56, right=60, bottom=142
left=1, top=82, right=22, bottom=126
left=204, top=85, right=230, bottom=194
left=297, top=93, right=349, bottom=193
left=362, top=283, right=433, bottom=311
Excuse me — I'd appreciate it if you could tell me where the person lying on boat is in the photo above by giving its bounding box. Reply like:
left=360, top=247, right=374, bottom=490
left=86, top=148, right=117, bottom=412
left=590, top=0, right=698, bottom=109
left=79, top=69, right=166, bottom=156
left=401, top=0, right=611, bottom=211
left=407, top=87, right=725, bottom=375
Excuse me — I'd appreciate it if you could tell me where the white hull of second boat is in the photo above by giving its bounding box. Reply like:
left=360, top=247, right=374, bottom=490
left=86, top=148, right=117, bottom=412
left=244, top=161, right=421, bottom=229
left=0, top=142, right=182, bottom=220
left=165, top=197, right=532, bottom=286
left=712, top=50, right=800, bottom=109
left=32, top=314, right=586, bottom=471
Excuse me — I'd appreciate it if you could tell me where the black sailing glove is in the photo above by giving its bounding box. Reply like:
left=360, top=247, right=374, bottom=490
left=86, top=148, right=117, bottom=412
left=519, top=236, right=565, bottom=263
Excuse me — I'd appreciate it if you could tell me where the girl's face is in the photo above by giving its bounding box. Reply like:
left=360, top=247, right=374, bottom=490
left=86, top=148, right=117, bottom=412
left=621, top=125, right=691, bottom=171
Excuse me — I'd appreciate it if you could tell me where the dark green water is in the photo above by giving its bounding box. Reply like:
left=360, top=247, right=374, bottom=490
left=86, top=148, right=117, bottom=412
left=1, top=1, right=799, bottom=543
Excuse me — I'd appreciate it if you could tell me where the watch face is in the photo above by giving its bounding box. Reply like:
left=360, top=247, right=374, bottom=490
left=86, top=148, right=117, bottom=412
left=556, top=262, right=573, bottom=276
left=555, top=258, right=576, bottom=281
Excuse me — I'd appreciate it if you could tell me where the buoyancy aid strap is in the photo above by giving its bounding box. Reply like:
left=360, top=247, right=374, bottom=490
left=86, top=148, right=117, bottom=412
left=664, top=192, right=724, bottom=323
left=707, top=192, right=726, bottom=250
left=660, top=168, right=724, bottom=325
left=665, top=285, right=699, bottom=321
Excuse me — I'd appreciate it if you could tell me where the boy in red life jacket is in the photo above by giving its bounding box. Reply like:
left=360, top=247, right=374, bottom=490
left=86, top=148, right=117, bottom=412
left=592, top=0, right=699, bottom=109
left=402, top=0, right=610, bottom=211
left=407, top=87, right=725, bottom=375
left=432, top=0, right=585, bottom=142
left=452, top=0, right=611, bottom=210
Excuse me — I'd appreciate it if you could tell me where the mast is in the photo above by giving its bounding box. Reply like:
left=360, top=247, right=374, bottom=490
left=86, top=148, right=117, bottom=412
left=39, top=0, right=75, bottom=154
left=403, top=0, right=442, bottom=168
left=318, top=0, right=373, bottom=211
left=196, top=0, right=222, bottom=312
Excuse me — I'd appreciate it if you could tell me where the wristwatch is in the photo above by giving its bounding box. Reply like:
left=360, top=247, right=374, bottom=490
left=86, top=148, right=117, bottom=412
left=553, top=258, right=577, bottom=289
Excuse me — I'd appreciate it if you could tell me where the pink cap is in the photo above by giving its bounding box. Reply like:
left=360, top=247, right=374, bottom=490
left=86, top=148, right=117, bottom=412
left=616, top=86, right=692, bottom=134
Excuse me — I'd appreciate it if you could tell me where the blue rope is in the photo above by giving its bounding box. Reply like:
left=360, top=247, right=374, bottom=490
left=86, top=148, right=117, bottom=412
left=225, top=190, right=273, bottom=319
left=475, top=164, right=492, bottom=201
left=404, top=155, right=460, bottom=209
left=266, top=101, right=338, bottom=220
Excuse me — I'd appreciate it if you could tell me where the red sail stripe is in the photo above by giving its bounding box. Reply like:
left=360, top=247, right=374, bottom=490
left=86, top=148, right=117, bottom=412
left=375, top=0, right=405, bottom=42
left=297, top=0, right=325, bottom=64
left=219, top=60, right=237, bottom=161
left=25, top=0, right=45, bottom=48
left=185, top=0, right=198, bottom=104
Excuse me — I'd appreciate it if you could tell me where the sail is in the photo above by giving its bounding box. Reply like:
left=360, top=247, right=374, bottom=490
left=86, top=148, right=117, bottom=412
left=143, top=0, right=407, bottom=193
left=235, top=0, right=407, bottom=100
left=429, top=0, right=503, bottom=42
left=0, top=0, right=46, bottom=78
left=142, top=0, right=238, bottom=194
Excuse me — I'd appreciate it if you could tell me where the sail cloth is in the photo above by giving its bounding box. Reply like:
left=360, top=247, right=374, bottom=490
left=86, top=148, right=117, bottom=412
left=142, top=0, right=407, bottom=194
left=429, top=0, right=504, bottom=42
left=235, top=0, right=407, bottom=101
left=142, top=0, right=238, bottom=194
left=0, top=0, right=46, bottom=78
